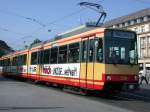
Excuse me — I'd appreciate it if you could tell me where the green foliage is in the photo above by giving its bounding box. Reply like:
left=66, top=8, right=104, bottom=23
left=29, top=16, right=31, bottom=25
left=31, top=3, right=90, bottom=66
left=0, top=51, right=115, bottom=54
left=30, top=38, right=42, bottom=47
left=0, top=50, right=5, bottom=57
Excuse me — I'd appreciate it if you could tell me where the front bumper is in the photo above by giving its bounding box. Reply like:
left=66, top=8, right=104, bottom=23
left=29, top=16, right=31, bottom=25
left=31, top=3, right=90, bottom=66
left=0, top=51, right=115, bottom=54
left=104, top=74, right=138, bottom=82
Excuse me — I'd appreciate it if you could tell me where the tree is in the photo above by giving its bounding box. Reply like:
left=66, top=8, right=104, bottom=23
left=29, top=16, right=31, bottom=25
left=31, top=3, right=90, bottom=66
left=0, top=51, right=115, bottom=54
left=0, top=50, right=5, bottom=57
left=30, top=38, right=42, bottom=47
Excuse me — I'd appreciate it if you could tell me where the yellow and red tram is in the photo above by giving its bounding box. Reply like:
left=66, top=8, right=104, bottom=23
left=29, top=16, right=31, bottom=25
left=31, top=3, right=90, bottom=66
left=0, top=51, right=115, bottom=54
left=0, top=25, right=139, bottom=92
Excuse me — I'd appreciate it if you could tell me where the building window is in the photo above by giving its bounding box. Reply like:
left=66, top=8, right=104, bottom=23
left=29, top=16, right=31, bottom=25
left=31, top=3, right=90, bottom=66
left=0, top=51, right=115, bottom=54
left=125, top=22, right=128, bottom=27
left=143, top=16, right=148, bottom=22
left=134, top=19, right=137, bottom=24
left=142, top=49, right=147, bottom=57
left=148, top=48, right=150, bottom=57
left=148, top=37, right=150, bottom=57
left=141, top=26, right=145, bottom=33
left=138, top=27, right=141, bottom=33
left=134, top=27, right=137, bottom=32
left=148, top=37, right=150, bottom=44
left=130, top=20, right=134, bottom=25
left=140, top=37, right=146, bottom=48
left=119, top=24, right=123, bottom=28
left=112, top=25, right=116, bottom=28
left=141, top=48, right=147, bottom=58
left=137, top=18, right=141, bottom=23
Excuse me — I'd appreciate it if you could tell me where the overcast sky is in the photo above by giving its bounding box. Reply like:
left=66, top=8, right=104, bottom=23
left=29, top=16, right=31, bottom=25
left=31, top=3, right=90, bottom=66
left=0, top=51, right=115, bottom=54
left=0, top=0, right=149, bottom=50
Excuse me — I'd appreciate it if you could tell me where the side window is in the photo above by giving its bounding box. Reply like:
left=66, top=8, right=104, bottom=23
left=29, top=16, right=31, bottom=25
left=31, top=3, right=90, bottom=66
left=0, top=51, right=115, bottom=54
left=88, top=39, right=94, bottom=62
left=18, top=56, right=21, bottom=65
left=43, top=49, right=50, bottom=64
left=68, top=43, right=80, bottom=63
left=18, top=55, right=27, bottom=65
left=23, top=55, right=27, bottom=65
left=38, top=51, right=43, bottom=64
left=8, top=59, right=10, bottom=66
left=81, top=40, right=88, bottom=62
left=58, top=45, right=67, bottom=63
left=12, top=57, right=17, bottom=66
left=95, top=38, right=103, bottom=62
left=31, top=52, right=38, bottom=65
left=2, top=60, right=4, bottom=66
left=1, top=60, right=3, bottom=66
left=50, top=47, right=58, bottom=64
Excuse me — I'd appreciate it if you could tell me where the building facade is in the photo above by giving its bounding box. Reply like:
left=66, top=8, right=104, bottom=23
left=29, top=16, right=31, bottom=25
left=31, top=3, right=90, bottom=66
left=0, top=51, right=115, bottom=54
left=104, top=8, right=150, bottom=71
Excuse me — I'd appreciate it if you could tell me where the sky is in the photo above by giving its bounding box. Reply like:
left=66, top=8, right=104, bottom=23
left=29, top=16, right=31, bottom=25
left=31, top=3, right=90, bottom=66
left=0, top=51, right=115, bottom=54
left=0, top=0, right=149, bottom=50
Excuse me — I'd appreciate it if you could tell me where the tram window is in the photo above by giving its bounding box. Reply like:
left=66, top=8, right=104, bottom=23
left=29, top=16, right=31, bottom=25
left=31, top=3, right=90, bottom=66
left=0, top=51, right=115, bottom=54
left=109, top=47, right=119, bottom=59
left=89, top=39, right=94, bottom=62
left=4, top=59, right=6, bottom=66
left=6, top=59, right=8, bottom=66
left=39, top=50, right=44, bottom=64
left=95, top=38, right=103, bottom=62
left=31, top=52, right=38, bottom=65
left=18, top=55, right=24, bottom=65
left=1, top=60, right=3, bottom=66
left=4, top=59, right=7, bottom=66
left=43, top=49, right=50, bottom=64
left=121, top=47, right=125, bottom=60
left=12, top=57, right=18, bottom=66
left=3, top=60, right=5, bottom=66
left=17, top=56, right=21, bottom=65
left=129, top=41, right=137, bottom=64
left=0, top=60, right=2, bottom=66
left=20, top=54, right=27, bottom=65
left=8, top=59, right=10, bottom=66
left=2, top=60, right=4, bottom=66
left=3, top=60, right=6, bottom=66
left=68, top=43, right=80, bottom=63
left=81, top=40, right=88, bottom=62
left=58, top=45, right=67, bottom=63
left=0, top=60, right=3, bottom=66
left=1, top=60, right=2, bottom=66
left=37, top=51, right=42, bottom=64
left=0, top=60, right=1, bottom=66
left=50, top=47, right=58, bottom=64
left=23, top=55, right=27, bottom=65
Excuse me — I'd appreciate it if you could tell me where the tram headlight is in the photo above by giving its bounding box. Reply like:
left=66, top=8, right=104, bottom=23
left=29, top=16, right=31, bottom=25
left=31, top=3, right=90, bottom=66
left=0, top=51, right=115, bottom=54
left=106, top=75, right=111, bottom=81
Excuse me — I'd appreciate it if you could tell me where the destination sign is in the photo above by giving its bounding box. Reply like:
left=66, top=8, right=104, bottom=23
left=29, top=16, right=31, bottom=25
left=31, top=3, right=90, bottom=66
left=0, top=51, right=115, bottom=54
left=113, top=31, right=135, bottom=39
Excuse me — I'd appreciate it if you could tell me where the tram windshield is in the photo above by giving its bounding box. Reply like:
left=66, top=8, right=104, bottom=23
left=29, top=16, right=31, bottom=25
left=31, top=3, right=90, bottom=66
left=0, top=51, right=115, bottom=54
left=104, top=29, right=138, bottom=65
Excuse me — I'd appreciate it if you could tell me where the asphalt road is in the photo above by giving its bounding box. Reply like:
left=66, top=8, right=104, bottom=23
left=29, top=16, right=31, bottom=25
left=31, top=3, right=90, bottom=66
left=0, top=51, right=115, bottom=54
left=0, top=76, right=150, bottom=112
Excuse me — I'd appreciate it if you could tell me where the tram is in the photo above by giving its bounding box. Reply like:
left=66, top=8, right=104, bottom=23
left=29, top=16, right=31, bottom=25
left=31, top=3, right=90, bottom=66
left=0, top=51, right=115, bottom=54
left=0, top=24, right=139, bottom=92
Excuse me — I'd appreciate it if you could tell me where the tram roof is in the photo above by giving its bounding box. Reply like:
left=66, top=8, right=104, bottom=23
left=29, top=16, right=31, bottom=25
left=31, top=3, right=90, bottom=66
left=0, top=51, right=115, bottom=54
left=30, top=23, right=104, bottom=48
left=55, top=23, right=103, bottom=40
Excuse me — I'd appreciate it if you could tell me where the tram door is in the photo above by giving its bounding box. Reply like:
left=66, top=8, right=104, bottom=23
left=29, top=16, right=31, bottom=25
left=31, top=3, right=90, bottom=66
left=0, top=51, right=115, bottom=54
left=80, top=37, right=94, bottom=89
left=37, top=49, right=43, bottom=81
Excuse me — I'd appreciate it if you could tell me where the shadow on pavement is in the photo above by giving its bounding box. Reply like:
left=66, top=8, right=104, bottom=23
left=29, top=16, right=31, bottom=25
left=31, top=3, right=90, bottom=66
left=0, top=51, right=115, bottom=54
left=0, top=106, right=64, bottom=110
